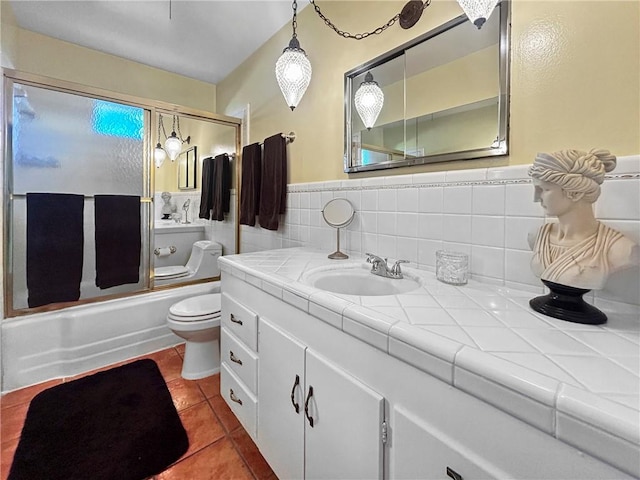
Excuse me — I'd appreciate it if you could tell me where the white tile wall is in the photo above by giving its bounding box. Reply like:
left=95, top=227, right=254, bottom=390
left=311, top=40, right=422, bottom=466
left=240, top=156, right=640, bottom=308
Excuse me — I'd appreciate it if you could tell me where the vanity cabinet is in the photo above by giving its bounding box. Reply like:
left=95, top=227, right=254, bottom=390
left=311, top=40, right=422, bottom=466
left=220, top=272, right=631, bottom=480
left=257, top=317, right=385, bottom=480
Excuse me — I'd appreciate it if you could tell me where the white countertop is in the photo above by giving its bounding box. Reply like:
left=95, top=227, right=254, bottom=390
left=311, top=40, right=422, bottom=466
left=219, top=247, right=640, bottom=475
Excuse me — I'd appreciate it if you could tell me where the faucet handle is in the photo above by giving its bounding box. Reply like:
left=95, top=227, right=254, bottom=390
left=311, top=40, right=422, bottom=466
left=391, top=259, right=410, bottom=276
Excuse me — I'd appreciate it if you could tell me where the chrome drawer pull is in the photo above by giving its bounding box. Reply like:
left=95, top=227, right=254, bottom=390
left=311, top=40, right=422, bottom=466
left=230, top=313, right=243, bottom=325
left=229, top=388, right=243, bottom=405
left=304, top=385, right=314, bottom=427
left=290, top=374, right=300, bottom=414
left=229, top=350, right=243, bottom=365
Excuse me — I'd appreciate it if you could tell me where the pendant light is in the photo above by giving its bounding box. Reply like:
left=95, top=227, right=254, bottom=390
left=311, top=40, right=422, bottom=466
left=354, top=72, right=384, bottom=130
left=164, top=115, right=190, bottom=161
left=456, top=0, right=500, bottom=29
left=275, top=0, right=312, bottom=110
left=154, top=114, right=167, bottom=168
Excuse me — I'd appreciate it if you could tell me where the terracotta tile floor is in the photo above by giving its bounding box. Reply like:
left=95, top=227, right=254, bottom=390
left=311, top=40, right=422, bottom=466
left=0, top=345, right=276, bottom=480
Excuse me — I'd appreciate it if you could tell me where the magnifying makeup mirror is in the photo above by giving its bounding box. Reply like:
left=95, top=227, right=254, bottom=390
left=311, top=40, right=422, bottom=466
left=322, top=198, right=355, bottom=259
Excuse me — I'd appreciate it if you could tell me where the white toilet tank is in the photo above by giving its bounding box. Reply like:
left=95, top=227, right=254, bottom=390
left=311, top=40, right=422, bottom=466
left=186, top=241, right=223, bottom=279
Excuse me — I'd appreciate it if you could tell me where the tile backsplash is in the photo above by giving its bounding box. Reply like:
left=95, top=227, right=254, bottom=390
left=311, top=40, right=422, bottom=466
left=240, top=155, right=640, bottom=310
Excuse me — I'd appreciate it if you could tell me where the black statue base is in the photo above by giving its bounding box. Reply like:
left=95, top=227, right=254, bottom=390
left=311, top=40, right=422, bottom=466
left=529, top=280, right=607, bottom=325
left=161, top=214, right=171, bottom=220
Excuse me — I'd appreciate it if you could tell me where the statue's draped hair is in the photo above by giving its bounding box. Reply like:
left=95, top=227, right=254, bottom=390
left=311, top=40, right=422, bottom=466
left=528, top=149, right=616, bottom=203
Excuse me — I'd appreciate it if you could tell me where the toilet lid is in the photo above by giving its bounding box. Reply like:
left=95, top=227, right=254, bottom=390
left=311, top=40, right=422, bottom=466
left=155, top=265, right=189, bottom=279
left=169, top=293, right=222, bottom=318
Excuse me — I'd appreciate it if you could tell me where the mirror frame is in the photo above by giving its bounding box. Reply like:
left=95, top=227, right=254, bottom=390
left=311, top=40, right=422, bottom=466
left=344, top=1, right=511, bottom=173
left=178, top=146, right=198, bottom=190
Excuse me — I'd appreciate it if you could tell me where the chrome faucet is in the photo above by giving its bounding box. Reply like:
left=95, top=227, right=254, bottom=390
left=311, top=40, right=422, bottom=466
left=365, top=253, right=409, bottom=279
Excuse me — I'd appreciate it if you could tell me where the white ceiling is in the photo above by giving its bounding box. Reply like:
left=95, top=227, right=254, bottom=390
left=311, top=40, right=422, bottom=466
left=9, top=0, right=304, bottom=84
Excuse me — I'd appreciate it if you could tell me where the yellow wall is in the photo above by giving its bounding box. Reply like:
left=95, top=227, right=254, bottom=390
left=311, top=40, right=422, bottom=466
left=1, top=2, right=216, bottom=112
left=217, top=0, right=640, bottom=183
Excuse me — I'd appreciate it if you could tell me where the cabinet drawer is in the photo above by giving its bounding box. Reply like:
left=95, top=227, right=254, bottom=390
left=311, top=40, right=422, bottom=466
left=221, top=326, right=258, bottom=393
left=221, top=292, right=258, bottom=351
left=221, top=363, right=257, bottom=441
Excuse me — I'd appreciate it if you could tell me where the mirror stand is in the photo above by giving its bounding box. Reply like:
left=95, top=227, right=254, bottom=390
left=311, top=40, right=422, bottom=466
left=329, top=228, right=349, bottom=260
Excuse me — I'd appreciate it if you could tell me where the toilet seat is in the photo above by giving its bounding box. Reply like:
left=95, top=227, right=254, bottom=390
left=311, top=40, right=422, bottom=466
left=155, top=265, right=190, bottom=280
left=168, top=293, right=221, bottom=322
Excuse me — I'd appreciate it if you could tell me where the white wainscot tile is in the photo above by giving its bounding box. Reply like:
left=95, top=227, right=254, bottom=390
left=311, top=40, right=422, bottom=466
left=362, top=233, right=378, bottom=254
left=378, top=188, right=397, bottom=212
left=310, top=191, right=321, bottom=209
left=360, top=211, right=377, bottom=234
left=472, top=184, right=505, bottom=215
left=505, top=249, right=540, bottom=286
left=345, top=190, right=362, bottom=211
left=418, top=239, right=443, bottom=268
left=412, top=171, right=446, bottom=184
left=471, top=216, right=505, bottom=247
left=471, top=245, right=505, bottom=279
left=442, top=215, right=472, bottom=243
left=445, top=168, right=487, bottom=182
left=487, top=164, right=531, bottom=180
left=361, top=189, right=378, bottom=211
left=396, top=237, right=418, bottom=264
left=397, top=187, right=419, bottom=212
left=396, top=212, right=418, bottom=238
left=299, top=192, right=310, bottom=209
left=418, top=213, right=443, bottom=241
left=299, top=209, right=310, bottom=227
left=385, top=174, right=412, bottom=186
left=615, top=155, right=640, bottom=174
left=418, top=186, right=443, bottom=213
left=505, top=183, right=543, bottom=217
left=595, top=264, right=640, bottom=307
left=505, top=216, right=544, bottom=250
left=597, top=219, right=640, bottom=246
left=443, top=185, right=473, bottom=214
left=321, top=190, right=334, bottom=206
left=346, top=230, right=362, bottom=254
left=378, top=235, right=397, bottom=259
left=596, top=179, right=640, bottom=220
left=377, top=212, right=396, bottom=235
left=310, top=210, right=322, bottom=227
left=290, top=192, right=300, bottom=208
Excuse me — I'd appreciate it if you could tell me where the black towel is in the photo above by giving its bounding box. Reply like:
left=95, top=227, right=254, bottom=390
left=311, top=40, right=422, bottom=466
left=199, top=157, right=214, bottom=220
left=239, top=143, right=262, bottom=226
left=94, top=195, right=141, bottom=289
left=211, top=154, right=231, bottom=221
left=26, top=193, right=84, bottom=308
left=259, top=134, right=287, bottom=231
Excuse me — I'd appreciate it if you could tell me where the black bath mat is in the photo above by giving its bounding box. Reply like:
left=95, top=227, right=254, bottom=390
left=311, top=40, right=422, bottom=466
left=8, top=359, right=189, bottom=480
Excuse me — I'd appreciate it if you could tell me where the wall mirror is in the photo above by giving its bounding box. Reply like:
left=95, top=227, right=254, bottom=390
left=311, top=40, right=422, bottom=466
left=344, top=1, right=510, bottom=173
left=178, top=146, right=197, bottom=190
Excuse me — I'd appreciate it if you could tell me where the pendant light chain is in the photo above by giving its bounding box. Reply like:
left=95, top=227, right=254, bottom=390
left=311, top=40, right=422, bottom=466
left=291, top=0, right=298, bottom=39
left=310, top=0, right=431, bottom=40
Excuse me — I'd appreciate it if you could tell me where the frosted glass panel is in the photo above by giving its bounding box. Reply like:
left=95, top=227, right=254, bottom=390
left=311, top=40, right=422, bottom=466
left=12, top=84, right=144, bottom=195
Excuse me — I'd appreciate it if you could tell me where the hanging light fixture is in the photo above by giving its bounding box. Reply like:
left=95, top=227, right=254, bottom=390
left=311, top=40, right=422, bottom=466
left=275, top=0, right=312, bottom=110
left=154, top=114, right=167, bottom=168
left=456, top=0, right=500, bottom=29
left=354, top=72, right=384, bottom=130
left=164, top=115, right=190, bottom=161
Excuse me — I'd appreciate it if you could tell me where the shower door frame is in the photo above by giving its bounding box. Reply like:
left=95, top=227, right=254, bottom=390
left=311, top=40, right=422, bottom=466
left=2, top=69, right=241, bottom=318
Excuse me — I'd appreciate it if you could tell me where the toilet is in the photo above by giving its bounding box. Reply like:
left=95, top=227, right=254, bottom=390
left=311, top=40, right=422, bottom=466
left=167, top=293, right=221, bottom=379
left=155, top=240, right=222, bottom=284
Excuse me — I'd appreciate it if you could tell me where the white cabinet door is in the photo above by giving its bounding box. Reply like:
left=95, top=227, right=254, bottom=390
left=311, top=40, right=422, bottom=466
left=391, top=405, right=507, bottom=480
left=305, top=349, right=385, bottom=480
left=257, top=317, right=306, bottom=480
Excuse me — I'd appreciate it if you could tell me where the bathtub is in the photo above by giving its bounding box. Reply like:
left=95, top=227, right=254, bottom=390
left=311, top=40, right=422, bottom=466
left=1, top=282, right=218, bottom=393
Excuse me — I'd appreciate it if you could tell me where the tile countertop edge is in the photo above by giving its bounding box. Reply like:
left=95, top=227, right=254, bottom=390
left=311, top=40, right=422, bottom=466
left=218, top=253, right=639, bottom=475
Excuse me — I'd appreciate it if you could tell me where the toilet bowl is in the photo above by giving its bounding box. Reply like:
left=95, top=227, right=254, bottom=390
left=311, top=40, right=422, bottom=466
left=167, top=293, right=221, bottom=380
left=155, top=240, right=222, bottom=284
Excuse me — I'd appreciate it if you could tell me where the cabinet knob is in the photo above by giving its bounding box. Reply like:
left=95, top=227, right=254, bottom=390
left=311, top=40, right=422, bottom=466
left=229, top=388, right=243, bottom=406
left=229, top=350, right=243, bottom=365
left=446, top=467, right=463, bottom=480
left=290, top=374, right=301, bottom=414
left=304, top=385, right=314, bottom=427
left=230, top=313, right=243, bottom=325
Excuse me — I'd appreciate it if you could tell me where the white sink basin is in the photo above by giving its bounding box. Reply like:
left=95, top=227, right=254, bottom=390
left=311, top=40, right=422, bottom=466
left=302, top=265, right=421, bottom=296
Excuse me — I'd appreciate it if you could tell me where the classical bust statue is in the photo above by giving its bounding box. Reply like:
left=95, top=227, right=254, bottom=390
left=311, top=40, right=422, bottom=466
left=527, top=149, right=638, bottom=291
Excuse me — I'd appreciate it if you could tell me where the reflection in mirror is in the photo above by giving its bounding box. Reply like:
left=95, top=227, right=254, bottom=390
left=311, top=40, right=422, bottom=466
left=345, top=1, right=510, bottom=173
left=153, top=112, right=238, bottom=288
left=322, top=198, right=355, bottom=260
left=178, top=146, right=198, bottom=190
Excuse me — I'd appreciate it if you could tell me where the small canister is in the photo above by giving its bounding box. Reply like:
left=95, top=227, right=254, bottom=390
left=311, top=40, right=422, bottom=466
left=436, top=250, right=469, bottom=285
